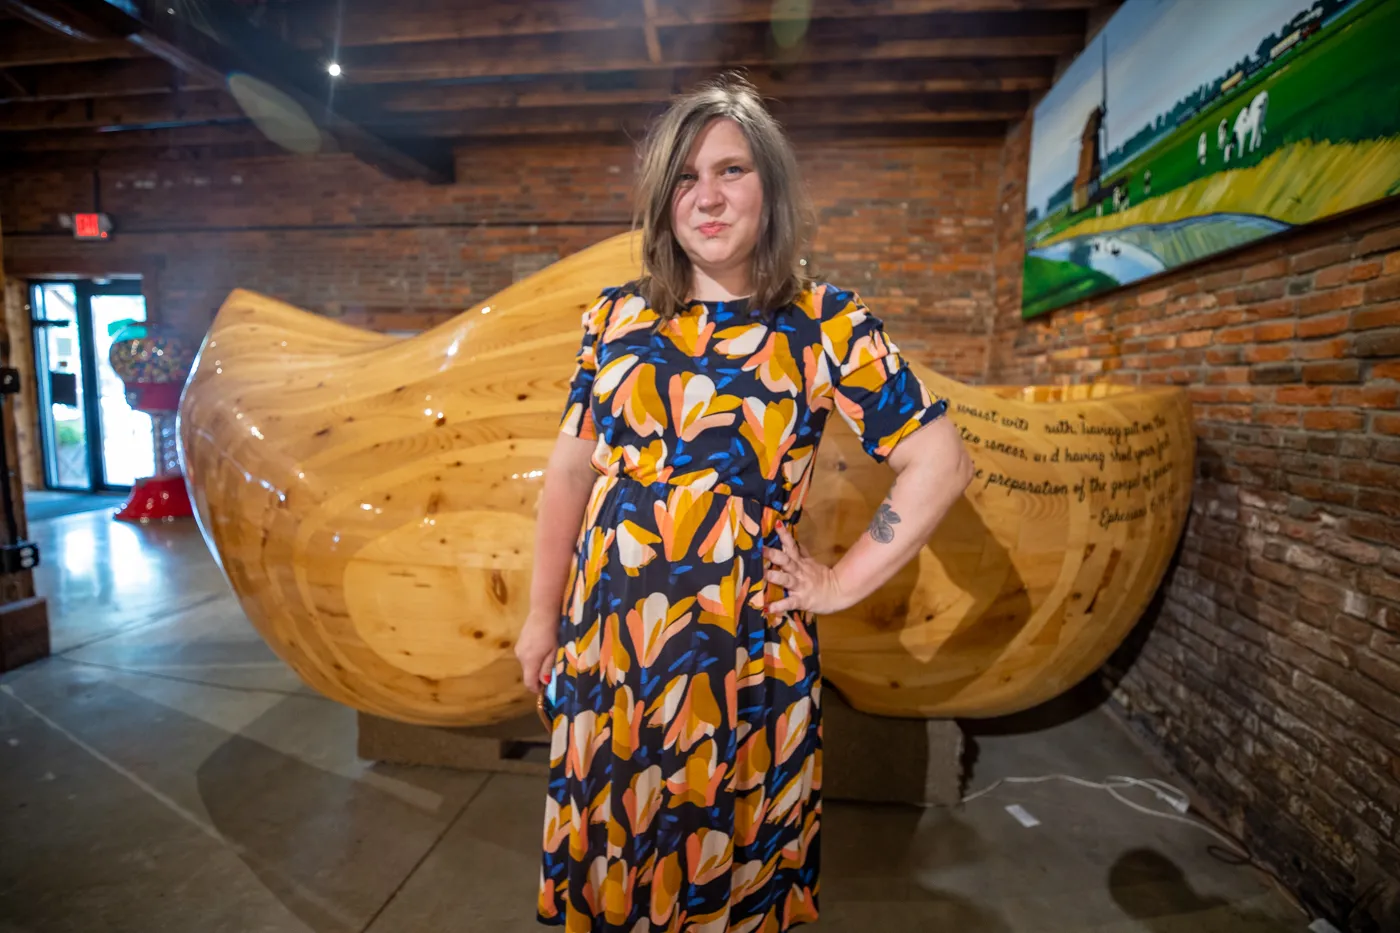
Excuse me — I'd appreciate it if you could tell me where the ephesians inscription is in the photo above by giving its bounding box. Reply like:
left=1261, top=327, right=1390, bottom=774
left=953, top=406, right=1179, bottom=528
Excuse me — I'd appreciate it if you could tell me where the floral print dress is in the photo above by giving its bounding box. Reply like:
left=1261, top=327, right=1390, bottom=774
left=539, top=282, right=948, bottom=932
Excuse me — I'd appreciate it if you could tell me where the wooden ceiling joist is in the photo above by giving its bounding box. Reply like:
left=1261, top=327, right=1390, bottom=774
left=0, top=58, right=215, bottom=104
left=363, top=59, right=1052, bottom=115
left=0, top=88, right=242, bottom=131
left=290, top=0, right=1097, bottom=47
left=334, top=15, right=1083, bottom=85
left=0, top=20, right=136, bottom=67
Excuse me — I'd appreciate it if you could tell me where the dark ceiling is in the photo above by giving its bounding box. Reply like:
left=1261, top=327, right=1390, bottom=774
left=0, top=0, right=1116, bottom=180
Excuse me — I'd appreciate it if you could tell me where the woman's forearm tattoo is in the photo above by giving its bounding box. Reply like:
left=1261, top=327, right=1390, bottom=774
left=869, top=498, right=901, bottom=544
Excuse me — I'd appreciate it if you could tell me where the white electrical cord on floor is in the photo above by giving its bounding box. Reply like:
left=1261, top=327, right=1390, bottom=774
left=962, top=773, right=1244, bottom=857
left=960, top=773, right=1314, bottom=920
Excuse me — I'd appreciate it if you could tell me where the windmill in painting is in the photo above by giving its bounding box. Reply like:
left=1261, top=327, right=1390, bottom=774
left=1021, top=0, right=1400, bottom=319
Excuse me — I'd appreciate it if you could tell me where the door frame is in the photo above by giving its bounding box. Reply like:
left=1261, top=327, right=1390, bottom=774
left=30, top=279, right=145, bottom=493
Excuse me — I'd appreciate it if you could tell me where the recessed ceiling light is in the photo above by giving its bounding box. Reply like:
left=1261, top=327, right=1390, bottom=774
left=327, top=62, right=342, bottom=77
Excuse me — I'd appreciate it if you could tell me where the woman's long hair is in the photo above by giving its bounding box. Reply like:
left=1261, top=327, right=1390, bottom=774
left=632, top=73, right=815, bottom=320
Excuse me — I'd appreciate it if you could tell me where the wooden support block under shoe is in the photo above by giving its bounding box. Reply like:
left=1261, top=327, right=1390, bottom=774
left=357, top=710, right=551, bottom=776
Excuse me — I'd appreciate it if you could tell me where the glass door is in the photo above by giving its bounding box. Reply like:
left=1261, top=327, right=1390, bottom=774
left=30, top=280, right=154, bottom=492
left=89, top=290, right=155, bottom=487
left=32, top=283, right=89, bottom=490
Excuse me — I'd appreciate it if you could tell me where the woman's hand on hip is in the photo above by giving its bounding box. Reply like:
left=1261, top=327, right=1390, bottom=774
left=764, top=525, right=849, bottom=615
left=514, top=609, right=558, bottom=694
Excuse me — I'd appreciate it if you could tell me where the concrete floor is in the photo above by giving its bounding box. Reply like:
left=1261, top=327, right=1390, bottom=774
left=0, top=507, right=1309, bottom=933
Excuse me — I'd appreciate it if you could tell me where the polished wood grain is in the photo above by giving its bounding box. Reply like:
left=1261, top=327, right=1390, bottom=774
left=179, top=232, right=1193, bottom=726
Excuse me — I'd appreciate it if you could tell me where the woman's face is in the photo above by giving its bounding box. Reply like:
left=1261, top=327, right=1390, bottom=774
left=670, top=117, right=764, bottom=285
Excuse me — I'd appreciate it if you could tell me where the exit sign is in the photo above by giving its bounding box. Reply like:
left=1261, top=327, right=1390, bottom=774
left=59, top=212, right=114, bottom=239
left=73, top=212, right=111, bottom=239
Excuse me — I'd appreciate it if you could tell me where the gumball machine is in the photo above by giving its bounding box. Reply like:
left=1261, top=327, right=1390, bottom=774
left=107, top=321, right=196, bottom=523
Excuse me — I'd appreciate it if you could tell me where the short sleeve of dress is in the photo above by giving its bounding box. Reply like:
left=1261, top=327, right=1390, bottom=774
left=821, top=290, right=949, bottom=463
left=558, top=289, right=617, bottom=440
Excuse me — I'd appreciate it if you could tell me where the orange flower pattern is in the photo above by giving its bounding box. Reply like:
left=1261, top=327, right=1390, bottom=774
left=543, top=284, right=948, bottom=931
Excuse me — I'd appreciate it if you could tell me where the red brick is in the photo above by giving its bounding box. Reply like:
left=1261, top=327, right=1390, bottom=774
left=1243, top=257, right=1289, bottom=282
left=1377, top=440, right=1400, bottom=465
left=1244, top=344, right=1293, bottom=363
left=1364, top=490, right=1400, bottom=519
left=1296, top=286, right=1365, bottom=316
left=1303, top=410, right=1365, bottom=432
left=1316, top=532, right=1382, bottom=566
left=1350, top=515, right=1400, bottom=548
left=1358, top=226, right=1400, bottom=258
left=1360, top=274, right=1400, bottom=303
left=1354, top=298, right=1400, bottom=329
left=1207, top=347, right=1242, bottom=365
left=1204, top=405, right=1255, bottom=424
left=1207, top=367, right=1251, bottom=385
left=1375, top=414, right=1400, bottom=436
left=1303, top=360, right=1362, bottom=383
left=1294, top=338, right=1351, bottom=360
left=1287, top=475, right=1353, bottom=505
left=1217, top=324, right=1255, bottom=344
left=1348, top=261, right=1384, bottom=283
left=1340, top=461, right=1400, bottom=490
left=1292, top=242, right=1355, bottom=273
left=1297, top=312, right=1350, bottom=338
left=1200, top=267, right=1246, bottom=291
left=1257, top=407, right=1302, bottom=427
left=1178, top=329, right=1214, bottom=348
left=1251, top=298, right=1295, bottom=320
left=1355, top=328, right=1400, bottom=357
left=1236, top=281, right=1289, bottom=304
left=1333, top=386, right=1400, bottom=409
left=1255, top=321, right=1296, bottom=342
left=1313, top=264, right=1352, bottom=288
left=1385, top=251, right=1400, bottom=276
left=1277, top=386, right=1332, bottom=406
left=1372, top=361, right=1400, bottom=381
left=1136, top=286, right=1170, bottom=307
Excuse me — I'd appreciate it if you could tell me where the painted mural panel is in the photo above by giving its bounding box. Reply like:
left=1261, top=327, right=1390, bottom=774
left=1022, top=0, right=1400, bottom=319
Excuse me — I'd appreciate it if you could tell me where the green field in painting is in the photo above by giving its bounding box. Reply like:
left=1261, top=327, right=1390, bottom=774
left=1026, top=0, right=1400, bottom=250
left=1021, top=257, right=1120, bottom=319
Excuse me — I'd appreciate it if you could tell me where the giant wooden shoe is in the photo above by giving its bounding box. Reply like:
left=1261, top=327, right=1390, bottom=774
left=179, top=232, right=1193, bottom=726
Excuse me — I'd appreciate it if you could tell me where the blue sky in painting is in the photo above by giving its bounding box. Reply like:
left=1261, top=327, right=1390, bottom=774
left=1025, top=0, right=1321, bottom=216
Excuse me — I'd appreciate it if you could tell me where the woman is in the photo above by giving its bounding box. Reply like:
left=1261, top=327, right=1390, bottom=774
left=515, top=75, right=974, bottom=932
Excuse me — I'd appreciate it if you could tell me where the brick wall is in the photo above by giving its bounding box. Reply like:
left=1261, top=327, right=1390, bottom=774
left=992, top=117, right=1400, bottom=928
left=0, top=138, right=1000, bottom=380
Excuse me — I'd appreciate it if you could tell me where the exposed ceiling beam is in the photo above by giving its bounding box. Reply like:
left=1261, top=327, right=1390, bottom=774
left=336, top=16, right=1082, bottom=84
left=0, top=20, right=136, bottom=66
left=0, top=68, right=31, bottom=98
left=0, top=122, right=273, bottom=151
left=0, top=58, right=216, bottom=103
left=0, top=0, right=453, bottom=182
left=292, top=0, right=1097, bottom=46
left=359, top=59, right=1052, bottom=114
left=0, top=88, right=244, bottom=131
left=641, top=0, right=664, bottom=64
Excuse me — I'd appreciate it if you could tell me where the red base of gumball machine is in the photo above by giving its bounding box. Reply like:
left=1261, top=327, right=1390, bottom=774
left=115, top=474, right=193, bottom=523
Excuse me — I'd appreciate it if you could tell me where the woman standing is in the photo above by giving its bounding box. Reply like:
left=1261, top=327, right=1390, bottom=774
left=515, top=75, right=974, bottom=932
